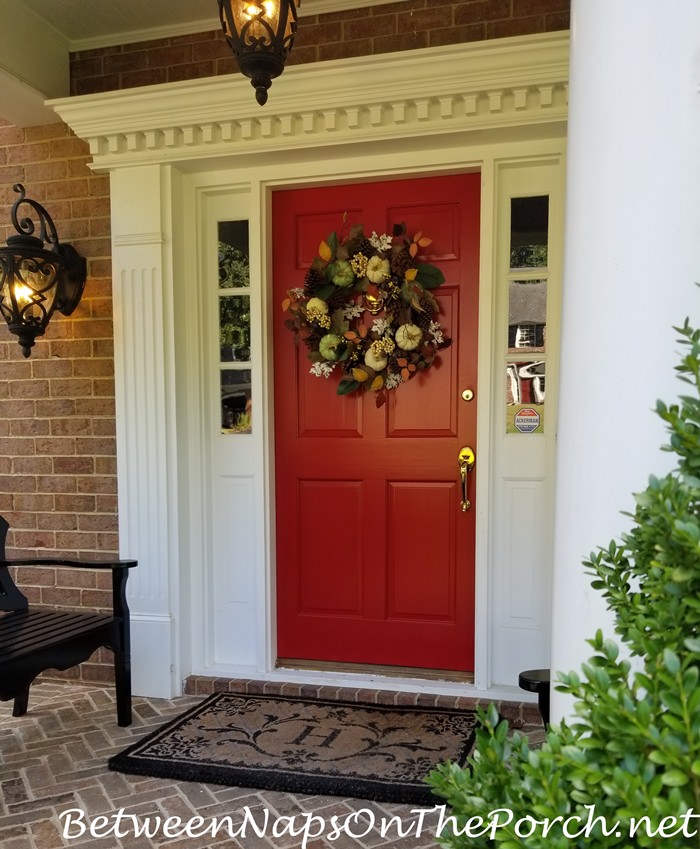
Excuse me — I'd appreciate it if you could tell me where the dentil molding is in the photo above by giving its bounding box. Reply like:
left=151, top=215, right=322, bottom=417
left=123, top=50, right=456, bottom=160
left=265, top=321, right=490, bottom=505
left=50, top=33, right=569, bottom=171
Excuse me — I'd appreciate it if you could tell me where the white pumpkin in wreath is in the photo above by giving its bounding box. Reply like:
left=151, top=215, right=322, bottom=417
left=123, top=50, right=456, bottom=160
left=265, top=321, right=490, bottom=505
left=395, top=323, right=423, bottom=351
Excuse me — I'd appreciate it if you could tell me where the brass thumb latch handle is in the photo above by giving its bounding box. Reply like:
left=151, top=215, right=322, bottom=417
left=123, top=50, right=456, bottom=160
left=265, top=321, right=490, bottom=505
left=458, top=447, right=475, bottom=512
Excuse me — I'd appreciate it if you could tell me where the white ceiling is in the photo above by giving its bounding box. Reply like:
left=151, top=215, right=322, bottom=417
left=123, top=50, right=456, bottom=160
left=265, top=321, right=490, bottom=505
left=17, top=0, right=219, bottom=50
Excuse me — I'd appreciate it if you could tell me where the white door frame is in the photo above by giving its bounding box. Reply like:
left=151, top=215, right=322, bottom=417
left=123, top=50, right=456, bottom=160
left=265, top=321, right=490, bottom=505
left=52, top=33, right=569, bottom=698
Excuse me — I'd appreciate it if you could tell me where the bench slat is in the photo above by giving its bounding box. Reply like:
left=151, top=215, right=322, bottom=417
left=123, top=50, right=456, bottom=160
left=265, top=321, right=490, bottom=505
left=0, top=611, right=116, bottom=660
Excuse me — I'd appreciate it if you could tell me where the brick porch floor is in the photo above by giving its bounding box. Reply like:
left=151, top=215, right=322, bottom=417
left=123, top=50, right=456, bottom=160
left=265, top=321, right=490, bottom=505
left=0, top=681, right=544, bottom=849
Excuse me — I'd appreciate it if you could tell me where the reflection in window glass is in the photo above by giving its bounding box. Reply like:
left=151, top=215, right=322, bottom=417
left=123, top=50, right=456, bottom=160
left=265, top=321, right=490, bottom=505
left=218, top=220, right=251, bottom=434
left=219, top=222, right=250, bottom=288
left=505, top=361, right=545, bottom=434
left=219, top=295, right=251, bottom=361
left=510, top=196, right=549, bottom=268
left=508, top=280, right=546, bottom=351
left=221, top=369, right=252, bottom=433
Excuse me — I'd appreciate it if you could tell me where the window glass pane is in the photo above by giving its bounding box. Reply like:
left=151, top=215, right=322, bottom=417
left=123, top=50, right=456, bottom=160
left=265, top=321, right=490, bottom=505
left=218, top=219, right=251, bottom=435
left=505, top=361, right=545, bottom=434
left=221, top=369, right=252, bottom=433
left=508, top=279, right=546, bottom=352
left=510, top=196, right=549, bottom=268
left=218, top=221, right=250, bottom=288
left=220, top=295, right=251, bottom=362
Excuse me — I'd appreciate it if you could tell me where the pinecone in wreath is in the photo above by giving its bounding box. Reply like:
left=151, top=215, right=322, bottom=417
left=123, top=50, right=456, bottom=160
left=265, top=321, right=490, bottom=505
left=391, top=247, right=414, bottom=277
left=346, top=237, right=374, bottom=259
left=415, top=308, right=434, bottom=333
left=327, top=288, right=348, bottom=311
left=304, top=328, right=324, bottom=350
left=304, top=266, right=325, bottom=295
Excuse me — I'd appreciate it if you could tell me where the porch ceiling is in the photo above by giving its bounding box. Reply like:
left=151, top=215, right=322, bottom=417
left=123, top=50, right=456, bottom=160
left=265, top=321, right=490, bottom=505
left=4, top=0, right=407, bottom=127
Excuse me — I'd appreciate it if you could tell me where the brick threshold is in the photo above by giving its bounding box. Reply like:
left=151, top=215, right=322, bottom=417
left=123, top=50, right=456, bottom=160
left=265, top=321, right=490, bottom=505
left=184, top=675, right=544, bottom=730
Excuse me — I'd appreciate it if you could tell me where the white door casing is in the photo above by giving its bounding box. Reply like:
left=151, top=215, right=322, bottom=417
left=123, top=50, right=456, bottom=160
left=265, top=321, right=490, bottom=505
left=51, top=34, right=568, bottom=698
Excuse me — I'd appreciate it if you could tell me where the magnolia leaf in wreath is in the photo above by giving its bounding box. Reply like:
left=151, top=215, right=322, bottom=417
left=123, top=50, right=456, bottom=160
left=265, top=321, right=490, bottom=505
left=314, top=284, right=335, bottom=300
left=337, top=378, right=360, bottom=395
left=327, top=231, right=338, bottom=256
left=318, top=240, right=332, bottom=262
left=415, top=263, right=445, bottom=289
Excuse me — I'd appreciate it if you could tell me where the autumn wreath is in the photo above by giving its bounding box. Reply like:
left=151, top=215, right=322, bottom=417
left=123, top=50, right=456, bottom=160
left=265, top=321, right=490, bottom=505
left=282, top=221, right=451, bottom=406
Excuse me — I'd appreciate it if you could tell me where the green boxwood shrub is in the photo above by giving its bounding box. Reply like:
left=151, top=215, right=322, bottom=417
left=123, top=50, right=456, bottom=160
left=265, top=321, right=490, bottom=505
left=428, top=321, right=700, bottom=848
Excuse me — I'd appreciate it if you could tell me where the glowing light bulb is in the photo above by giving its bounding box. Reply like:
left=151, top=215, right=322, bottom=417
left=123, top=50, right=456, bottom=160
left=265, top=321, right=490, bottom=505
left=12, top=282, right=34, bottom=308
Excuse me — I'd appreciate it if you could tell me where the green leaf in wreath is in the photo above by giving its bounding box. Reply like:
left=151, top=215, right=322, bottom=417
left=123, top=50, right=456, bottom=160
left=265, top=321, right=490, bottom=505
left=327, top=231, right=338, bottom=256
left=337, top=378, right=360, bottom=395
left=330, top=309, right=350, bottom=336
left=415, top=263, right=445, bottom=289
left=315, top=283, right=336, bottom=300
left=401, top=281, right=425, bottom=312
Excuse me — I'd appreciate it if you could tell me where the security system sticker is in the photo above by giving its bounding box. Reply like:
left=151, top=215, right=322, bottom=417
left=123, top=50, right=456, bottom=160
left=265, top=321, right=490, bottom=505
left=514, top=407, right=541, bottom=433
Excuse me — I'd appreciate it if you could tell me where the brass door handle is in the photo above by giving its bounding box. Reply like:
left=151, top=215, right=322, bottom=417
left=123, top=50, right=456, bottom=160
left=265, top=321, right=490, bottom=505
left=458, top=446, right=475, bottom=512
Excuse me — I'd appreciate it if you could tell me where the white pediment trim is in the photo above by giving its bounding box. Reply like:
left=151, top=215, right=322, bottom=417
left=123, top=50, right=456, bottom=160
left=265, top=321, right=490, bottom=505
left=50, top=33, right=568, bottom=171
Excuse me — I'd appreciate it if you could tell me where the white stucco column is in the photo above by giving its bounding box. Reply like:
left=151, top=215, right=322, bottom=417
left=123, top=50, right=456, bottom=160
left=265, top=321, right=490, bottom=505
left=550, top=0, right=700, bottom=718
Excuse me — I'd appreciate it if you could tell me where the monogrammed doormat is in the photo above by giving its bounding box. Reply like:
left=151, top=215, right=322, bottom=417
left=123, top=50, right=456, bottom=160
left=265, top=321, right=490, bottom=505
left=108, top=692, right=478, bottom=804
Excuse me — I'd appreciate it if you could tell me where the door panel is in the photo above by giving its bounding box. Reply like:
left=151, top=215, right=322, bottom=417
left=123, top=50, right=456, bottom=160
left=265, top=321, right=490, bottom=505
left=273, top=173, right=480, bottom=672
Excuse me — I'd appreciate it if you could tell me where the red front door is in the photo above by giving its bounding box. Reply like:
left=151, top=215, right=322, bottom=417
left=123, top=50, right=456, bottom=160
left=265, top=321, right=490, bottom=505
left=272, top=173, right=480, bottom=672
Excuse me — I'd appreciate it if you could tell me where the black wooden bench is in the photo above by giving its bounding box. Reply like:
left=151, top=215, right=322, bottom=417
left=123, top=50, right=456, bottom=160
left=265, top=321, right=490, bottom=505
left=0, top=516, right=137, bottom=726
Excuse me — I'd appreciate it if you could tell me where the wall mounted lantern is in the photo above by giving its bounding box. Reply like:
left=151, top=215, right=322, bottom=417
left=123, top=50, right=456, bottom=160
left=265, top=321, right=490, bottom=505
left=218, top=0, right=300, bottom=106
left=0, top=184, right=86, bottom=358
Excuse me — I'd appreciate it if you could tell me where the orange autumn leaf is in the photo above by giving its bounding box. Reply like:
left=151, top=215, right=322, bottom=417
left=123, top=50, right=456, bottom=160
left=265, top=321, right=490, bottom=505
left=397, top=357, right=408, bottom=367
left=344, top=331, right=358, bottom=340
left=418, top=236, right=432, bottom=247
left=409, top=243, right=418, bottom=258
left=359, top=325, right=368, bottom=338
left=318, top=240, right=332, bottom=262
left=281, top=298, right=291, bottom=312
left=401, top=367, right=410, bottom=381
left=370, top=375, right=384, bottom=392
left=352, top=367, right=369, bottom=383
left=405, top=268, right=418, bottom=281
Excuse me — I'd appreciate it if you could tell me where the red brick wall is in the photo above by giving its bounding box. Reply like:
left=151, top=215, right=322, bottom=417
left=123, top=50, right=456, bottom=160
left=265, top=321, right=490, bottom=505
left=0, top=120, right=118, bottom=684
left=2, top=0, right=568, bottom=686
left=70, top=0, right=569, bottom=95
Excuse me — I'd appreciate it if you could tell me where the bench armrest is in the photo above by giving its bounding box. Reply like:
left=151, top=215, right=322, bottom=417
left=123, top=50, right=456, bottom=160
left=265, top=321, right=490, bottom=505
left=0, top=558, right=137, bottom=570
left=0, top=559, right=137, bottom=620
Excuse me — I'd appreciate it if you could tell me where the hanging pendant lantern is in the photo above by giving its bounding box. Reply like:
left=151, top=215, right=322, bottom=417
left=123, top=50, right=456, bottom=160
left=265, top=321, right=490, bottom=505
left=218, top=0, right=300, bottom=106
left=0, top=184, right=86, bottom=358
